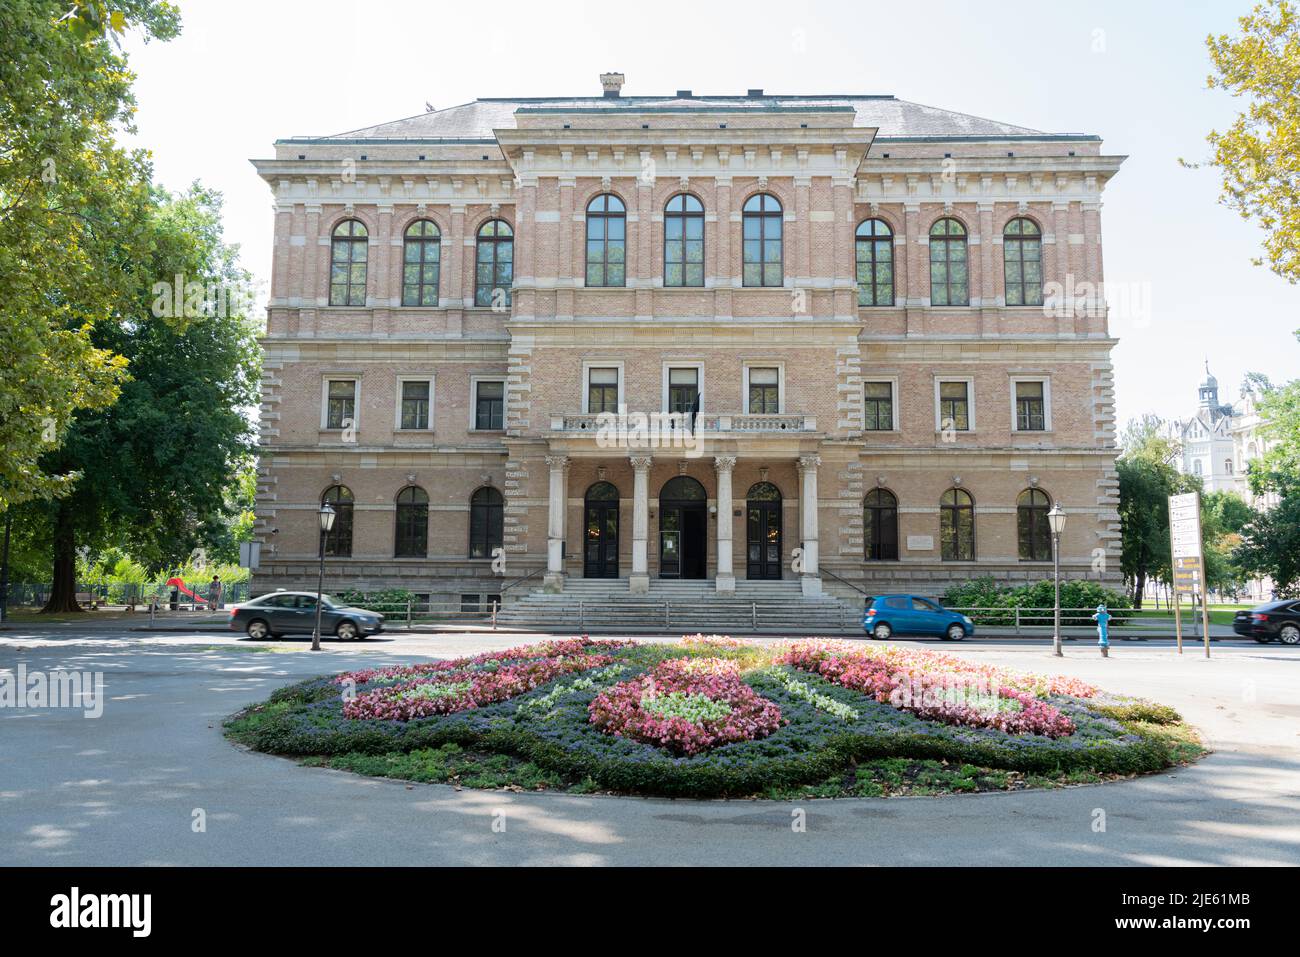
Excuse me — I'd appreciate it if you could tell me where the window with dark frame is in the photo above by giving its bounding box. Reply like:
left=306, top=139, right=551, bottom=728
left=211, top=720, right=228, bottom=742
left=474, top=220, right=513, bottom=307
left=855, top=219, right=895, bottom=306
left=1015, top=380, right=1046, bottom=431
left=664, top=193, right=704, bottom=287
left=320, top=485, right=354, bottom=557
left=402, top=220, right=441, bottom=306
left=474, top=380, right=504, bottom=431
left=325, top=379, right=356, bottom=430
left=929, top=218, right=969, bottom=306
left=587, top=367, right=619, bottom=414
left=399, top=380, right=431, bottom=431
left=747, top=367, right=779, bottom=414
left=1016, top=488, right=1051, bottom=561
left=469, top=486, right=504, bottom=558
left=329, top=220, right=368, bottom=306
left=742, top=193, right=783, bottom=287
left=668, top=367, right=699, bottom=414
left=863, top=381, right=894, bottom=431
left=940, top=487, right=975, bottom=561
left=863, top=488, right=899, bottom=560
left=938, top=381, right=970, bottom=431
left=1003, top=217, right=1043, bottom=307
left=394, top=485, right=429, bottom=558
left=585, top=193, right=626, bottom=287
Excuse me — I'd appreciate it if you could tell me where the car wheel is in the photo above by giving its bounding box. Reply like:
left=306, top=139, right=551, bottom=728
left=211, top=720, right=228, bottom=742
left=245, top=619, right=270, bottom=640
left=945, top=623, right=966, bottom=641
left=1280, top=624, right=1300, bottom=646
left=872, top=623, right=892, bottom=640
left=335, top=620, right=360, bottom=641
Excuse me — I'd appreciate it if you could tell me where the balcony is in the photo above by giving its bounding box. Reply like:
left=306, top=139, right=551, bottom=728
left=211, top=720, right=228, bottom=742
left=548, top=411, right=817, bottom=434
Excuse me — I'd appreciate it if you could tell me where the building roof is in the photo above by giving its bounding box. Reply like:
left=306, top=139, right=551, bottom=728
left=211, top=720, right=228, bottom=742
left=295, top=94, right=1073, bottom=144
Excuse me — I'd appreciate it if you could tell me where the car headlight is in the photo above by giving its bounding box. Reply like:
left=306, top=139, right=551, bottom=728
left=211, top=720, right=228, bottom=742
left=963, top=616, right=973, bottom=626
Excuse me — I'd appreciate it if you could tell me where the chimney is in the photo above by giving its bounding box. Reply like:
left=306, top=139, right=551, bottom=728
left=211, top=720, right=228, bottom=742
left=600, top=72, right=625, bottom=98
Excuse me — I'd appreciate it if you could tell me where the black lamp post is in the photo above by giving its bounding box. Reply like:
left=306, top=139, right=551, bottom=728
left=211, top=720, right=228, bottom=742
left=312, top=504, right=336, bottom=652
left=1048, top=502, right=1067, bottom=657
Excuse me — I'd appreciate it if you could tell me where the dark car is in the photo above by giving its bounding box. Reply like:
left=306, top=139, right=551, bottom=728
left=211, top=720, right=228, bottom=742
left=229, top=591, right=384, bottom=641
left=1232, top=600, right=1300, bottom=645
left=863, top=594, right=975, bottom=641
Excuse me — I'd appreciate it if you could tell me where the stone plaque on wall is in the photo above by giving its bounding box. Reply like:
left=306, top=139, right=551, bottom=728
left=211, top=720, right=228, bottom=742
left=906, top=535, right=934, bottom=551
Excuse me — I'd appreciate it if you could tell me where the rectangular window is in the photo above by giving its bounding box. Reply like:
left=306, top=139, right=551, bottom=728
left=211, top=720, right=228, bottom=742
left=864, top=381, right=894, bottom=431
left=325, top=379, right=356, bottom=430
left=938, top=381, right=970, bottom=431
left=587, top=367, right=619, bottom=414
left=668, top=367, right=699, bottom=414
left=399, top=380, right=431, bottom=431
left=1014, top=381, right=1046, bottom=431
left=474, top=380, right=505, bottom=431
left=747, top=367, right=780, bottom=414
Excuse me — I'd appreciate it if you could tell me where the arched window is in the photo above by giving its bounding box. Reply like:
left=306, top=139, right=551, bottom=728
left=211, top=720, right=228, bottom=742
left=394, top=486, right=429, bottom=558
left=474, top=220, right=513, bottom=308
left=1016, top=488, right=1051, bottom=561
left=664, top=193, right=704, bottom=287
left=585, top=194, right=626, bottom=287
left=469, top=486, right=504, bottom=558
left=940, top=488, right=975, bottom=561
left=929, top=218, right=969, bottom=306
left=855, top=219, right=894, bottom=306
left=329, top=220, right=368, bottom=306
left=1003, top=218, right=1042, bottom=306
left=742, top=193, right=783, bottom=287
left=401, top=220, right=441, bottom=307
left=320, top=485, right=354, bottom=557
left=863, top=489, right=899, bottom=561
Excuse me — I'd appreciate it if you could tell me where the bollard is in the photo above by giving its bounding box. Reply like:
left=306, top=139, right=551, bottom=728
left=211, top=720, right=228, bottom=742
left=491, top=599, right=498, bottom=631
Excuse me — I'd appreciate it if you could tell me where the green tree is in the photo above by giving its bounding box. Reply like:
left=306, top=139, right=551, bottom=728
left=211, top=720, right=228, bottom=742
left=1195, top=0, right=1300, bottom=282
left=1201, top=490, right=1253, bottom=596
left=33, top=185, right=260, bottom=612
left=0, top=0, right=181, bottom=510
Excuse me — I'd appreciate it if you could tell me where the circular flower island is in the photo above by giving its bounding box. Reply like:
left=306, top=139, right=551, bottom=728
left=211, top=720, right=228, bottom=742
left=225, top=637, right=1203, bottom=799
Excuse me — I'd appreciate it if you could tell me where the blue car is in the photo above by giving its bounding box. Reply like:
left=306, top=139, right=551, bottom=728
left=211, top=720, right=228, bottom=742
left=863, top=594, right=975, bottom=641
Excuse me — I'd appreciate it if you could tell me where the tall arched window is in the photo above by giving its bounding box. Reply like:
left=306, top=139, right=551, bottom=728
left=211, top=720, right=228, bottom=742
left=321, top=485, right=354, bottom=557
left=940, top=488, right=975, bottom=561
left=863, top=489, right=899, bottom=561
left=742, top=193, right=783, bottom=287
left=585, top=194, right=626, bottom=287
left=474, top=220, right=513, bottom=307
left=1017, top=489, right=1052, bottom=561
left=664, top=193, right=704, bottom=287
left=929, top=218, right=969, bottom=306
left=329, top=220, right=368, bottom=306
left=855, top=219, right=894, bottom=306
left=394, top=486, right=429, bottom=558
left=469, top=486, right=504, bottom=558
left=401, top=220, right=441, bottom=306
left=1003, top=218, right=1042, bottom=306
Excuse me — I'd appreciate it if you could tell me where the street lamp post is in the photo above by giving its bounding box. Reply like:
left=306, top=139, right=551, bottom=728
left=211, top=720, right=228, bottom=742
left=1048, top=502, right=1067, bottom=657
left=313, top=504, right=336, bottom=652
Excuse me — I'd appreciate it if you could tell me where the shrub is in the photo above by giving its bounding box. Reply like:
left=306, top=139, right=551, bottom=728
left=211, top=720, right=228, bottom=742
left=942, top=576, right=1132, bottom=626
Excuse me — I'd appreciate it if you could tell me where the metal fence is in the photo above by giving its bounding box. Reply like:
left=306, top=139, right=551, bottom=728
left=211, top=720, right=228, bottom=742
left=3, top=582, right=252, bottom=609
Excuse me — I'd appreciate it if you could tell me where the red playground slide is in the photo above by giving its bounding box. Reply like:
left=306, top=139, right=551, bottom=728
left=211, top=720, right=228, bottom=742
left=165, top=577, right=207, bottom=603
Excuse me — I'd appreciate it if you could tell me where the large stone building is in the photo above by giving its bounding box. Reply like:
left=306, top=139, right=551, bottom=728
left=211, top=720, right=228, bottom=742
left=249, top=75, right=1125, bottom=610
left=1176, top=364, right=1277, bottom=509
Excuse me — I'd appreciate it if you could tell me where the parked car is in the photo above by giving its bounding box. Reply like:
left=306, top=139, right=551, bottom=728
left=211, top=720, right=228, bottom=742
left=1232, top=600, right=1300, bottom=645
left=863, top=594, right=975, bottom=641
left=229, top=591, right=385, bottom=641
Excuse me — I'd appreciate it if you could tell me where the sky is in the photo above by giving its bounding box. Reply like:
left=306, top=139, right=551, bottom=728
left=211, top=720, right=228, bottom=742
left=119, top=0, right=1300, bottom=427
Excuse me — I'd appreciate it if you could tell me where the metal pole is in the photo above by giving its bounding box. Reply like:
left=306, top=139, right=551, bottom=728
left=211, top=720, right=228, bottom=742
left=406, top=598, right=412, bottom=630
left=492, top=599, right=498, bottom=631
left=1052, top=530, right=1062, bottom=657
left=312, top=530, right=324, bottom=651
left=0, top=512, right=11, bottom=623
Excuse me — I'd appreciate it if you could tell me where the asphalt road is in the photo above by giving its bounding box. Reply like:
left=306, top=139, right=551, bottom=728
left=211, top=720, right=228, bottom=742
left=1, top=625, right=1297, bottom=866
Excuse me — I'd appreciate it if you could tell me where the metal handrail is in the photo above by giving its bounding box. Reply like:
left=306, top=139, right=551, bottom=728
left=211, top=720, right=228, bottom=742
left=820, top=566, right=871, bottom=597
left=501, top=567, right=544, bottom=593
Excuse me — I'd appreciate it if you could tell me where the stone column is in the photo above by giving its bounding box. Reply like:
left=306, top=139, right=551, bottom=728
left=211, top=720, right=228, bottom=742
left=629, top=455, right=653, bottom=594
left=544, top=454, right=568, bottom=592
left=714, top=456, right=737, bottom=593
left=797, top=454, right=822, bottom=595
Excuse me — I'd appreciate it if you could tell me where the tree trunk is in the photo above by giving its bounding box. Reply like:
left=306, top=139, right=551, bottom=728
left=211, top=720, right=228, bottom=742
left=1132, top=568, right=1146, bottom=610
left=41, top=503, right=82, bottom=613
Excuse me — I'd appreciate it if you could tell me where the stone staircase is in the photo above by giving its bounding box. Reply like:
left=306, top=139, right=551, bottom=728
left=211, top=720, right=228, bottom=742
left=495, top=578, right=863, bottom=635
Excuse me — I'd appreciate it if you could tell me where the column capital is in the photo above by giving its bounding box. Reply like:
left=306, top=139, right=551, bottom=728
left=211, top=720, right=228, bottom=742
left=712, top=455, right=737, bottom=473
left=629, top=455, right=654, bottom=472
left=545, top=454, right=569, bottom=470
left=796, top=454, right=822, bottom=473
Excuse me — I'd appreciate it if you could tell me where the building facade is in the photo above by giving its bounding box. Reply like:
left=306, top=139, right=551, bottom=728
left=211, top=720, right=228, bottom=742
left=250, top=76, right=1125, bottom=607
left=1175, top=365, right=1277, bottom=508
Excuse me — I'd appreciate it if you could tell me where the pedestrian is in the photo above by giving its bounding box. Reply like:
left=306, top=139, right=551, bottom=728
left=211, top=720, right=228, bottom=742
left=209, top=575, right=223, bottom=611
left=1092, top=603, right=1111, bottom=658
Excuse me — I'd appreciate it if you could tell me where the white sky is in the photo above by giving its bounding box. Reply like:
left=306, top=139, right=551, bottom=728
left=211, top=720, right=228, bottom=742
left=120, top=0, right=1300, bottom=426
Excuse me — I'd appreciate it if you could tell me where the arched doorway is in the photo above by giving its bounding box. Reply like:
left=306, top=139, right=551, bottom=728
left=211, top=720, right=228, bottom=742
left=584, top=482, right=620, bottom=578
left=659, top=475, right=707, bottom=579
left=746, top=482, right=783, bottom=579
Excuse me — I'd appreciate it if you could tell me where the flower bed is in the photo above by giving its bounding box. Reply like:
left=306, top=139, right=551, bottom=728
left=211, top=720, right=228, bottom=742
left=588, top=657, right=784, bottom=755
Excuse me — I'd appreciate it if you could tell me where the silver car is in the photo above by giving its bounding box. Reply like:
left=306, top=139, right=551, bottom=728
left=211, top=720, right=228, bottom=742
left=229, top=591, right=385, bottom=641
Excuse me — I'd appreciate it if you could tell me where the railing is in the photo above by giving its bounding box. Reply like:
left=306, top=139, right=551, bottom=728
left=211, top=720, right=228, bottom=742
left=501, top=567, right=544, bottom=593
left=548, top=411, right=816, bottom=434
left=821, top=566, right=871, bottom=598
left=945, top=605, right=1136, bottom=632
left=2, top=582, right=252, bottom=610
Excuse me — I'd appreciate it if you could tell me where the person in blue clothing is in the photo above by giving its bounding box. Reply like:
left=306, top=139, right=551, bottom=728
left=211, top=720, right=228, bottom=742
left=1092, top=603, right=1112, bottom=658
